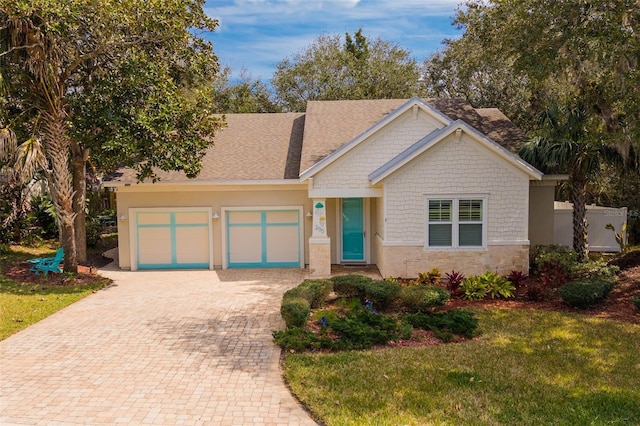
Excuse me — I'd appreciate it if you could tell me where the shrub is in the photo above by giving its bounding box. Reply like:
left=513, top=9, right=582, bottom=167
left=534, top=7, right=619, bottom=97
left=86, top=218, right=102, bottom=248
left=360, top=280, right=401, bottom=310
left=531, top=245, right=576, bottom=287
left=461, top=271, right=515, bottom=300
left=413, top=268, right=442, bottom=286
left=631, top=295, right=640, bottom=311
left=399, top=285, right=450, bottom=312
left=445, top=270, right=465, bottom=293
left=280, top=297, right=310, bottom=328
left=460, top=276, right=488, bottom=300
left=272, top=328, right=332, bottom=352
left=284, top=279, right=332, bottom=308
left=571, top=260, right=619, bottom=283
left=330, top=310, right=401, bottom=350
left=506, top=270, right=528, bottom=288
left=559, top=279, right=614, bottom=309
left=332, top=275, right=372, bottom=298
left=404, top=309, right=479, bottom=341
left=484, top=272, right=515, bottom=299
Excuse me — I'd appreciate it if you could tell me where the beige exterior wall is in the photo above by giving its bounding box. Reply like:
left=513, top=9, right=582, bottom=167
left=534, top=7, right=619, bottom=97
left=377, top=243, right=529, bottom=278
left=384, top=132, right=531, bottom=245
left=313, top=109, right=442, bottom=190
left=114, top=184, right=310, bottom=269
left=529, top=183, right=556, bottom=246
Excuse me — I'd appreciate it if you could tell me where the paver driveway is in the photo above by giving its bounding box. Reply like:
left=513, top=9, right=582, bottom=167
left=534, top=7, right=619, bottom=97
left=0, top=265, right=317, bottom=425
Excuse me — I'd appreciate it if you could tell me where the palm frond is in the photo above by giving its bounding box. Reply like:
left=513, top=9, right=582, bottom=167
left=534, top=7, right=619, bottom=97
left=0, top=127, right=18, bottom=162
left=14, top=136, right=47, bottom=183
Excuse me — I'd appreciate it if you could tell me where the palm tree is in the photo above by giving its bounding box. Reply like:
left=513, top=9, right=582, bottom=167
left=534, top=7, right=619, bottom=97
left=518, top=102, right=632, bottom=262
left=1, top=10, right=79, bottom=271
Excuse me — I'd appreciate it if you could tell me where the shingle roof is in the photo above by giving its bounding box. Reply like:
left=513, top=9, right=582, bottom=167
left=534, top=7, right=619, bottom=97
left=104, top=99, right=525, bottom=184
left=106, top=113, right=305, bottom=183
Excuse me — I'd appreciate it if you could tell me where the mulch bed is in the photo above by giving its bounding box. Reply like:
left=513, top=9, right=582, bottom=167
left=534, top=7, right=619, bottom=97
left=3, top=252, right=113, bottom=286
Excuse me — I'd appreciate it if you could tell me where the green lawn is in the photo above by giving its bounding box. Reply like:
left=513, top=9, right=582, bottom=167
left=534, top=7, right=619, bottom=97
left=0, top=244, right=110, bottom=340
left=283, top=308, right=640, bottom=425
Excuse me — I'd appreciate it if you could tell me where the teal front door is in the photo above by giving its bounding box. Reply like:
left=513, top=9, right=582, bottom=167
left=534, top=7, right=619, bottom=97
left=341, top=198, right=365, bottom=262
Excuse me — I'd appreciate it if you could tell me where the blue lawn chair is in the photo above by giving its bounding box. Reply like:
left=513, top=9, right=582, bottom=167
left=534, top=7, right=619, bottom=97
left=29, top=247, right=64, bottom=276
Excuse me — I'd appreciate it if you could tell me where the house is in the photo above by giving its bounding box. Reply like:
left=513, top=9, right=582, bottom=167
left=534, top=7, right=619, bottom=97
left=104, top=97, right=562, bottom=277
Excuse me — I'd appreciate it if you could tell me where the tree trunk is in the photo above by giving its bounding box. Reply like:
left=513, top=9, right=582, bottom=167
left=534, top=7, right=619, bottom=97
left=71, top=142, right=88, bottom=263
left=42, top=113, right=78, bottom=273
left=570, top=174, right=589, bottom=262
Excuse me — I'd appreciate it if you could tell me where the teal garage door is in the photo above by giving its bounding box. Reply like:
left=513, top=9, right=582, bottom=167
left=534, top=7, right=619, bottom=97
left=226, top=209, right=301, bottom=268
left=135, top=209, right=211, bottom=270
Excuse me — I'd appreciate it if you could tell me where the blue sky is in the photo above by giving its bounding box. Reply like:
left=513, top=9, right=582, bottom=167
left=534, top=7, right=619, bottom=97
left=203, top=0, right=463, bottom=81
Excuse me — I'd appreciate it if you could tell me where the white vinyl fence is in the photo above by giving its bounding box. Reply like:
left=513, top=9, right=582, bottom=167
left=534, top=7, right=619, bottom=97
left=554, top=202, right=627, bottom=252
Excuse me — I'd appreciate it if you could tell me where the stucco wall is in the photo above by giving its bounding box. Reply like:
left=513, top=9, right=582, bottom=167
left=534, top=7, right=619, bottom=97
left=114, top=185, right=310, bottom=269
left=313, top=109, right=442, bottom=190
left=384, top=132, right=531, bottom=244
left=529, top=184, right=556, bottom=246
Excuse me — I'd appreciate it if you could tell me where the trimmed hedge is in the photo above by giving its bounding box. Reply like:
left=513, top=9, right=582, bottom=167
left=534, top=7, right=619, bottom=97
left=331, top=275, right=372, bottom=298
left=399, top=285, right=450, bottom=312
left=280, top=297, right=310, bottom=328
left=283, top=279, right=332, bottom=309
left=360, top=280, right=401, bottom=310
left=559, top=279, right=614, bottom=308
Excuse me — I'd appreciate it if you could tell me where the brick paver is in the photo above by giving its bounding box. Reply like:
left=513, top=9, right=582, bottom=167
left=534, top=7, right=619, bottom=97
left=0, top=266, right=317, bottom=425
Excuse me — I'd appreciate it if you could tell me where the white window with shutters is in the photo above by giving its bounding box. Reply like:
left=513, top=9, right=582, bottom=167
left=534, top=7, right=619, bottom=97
left=426, top=196, right=487, bottom=249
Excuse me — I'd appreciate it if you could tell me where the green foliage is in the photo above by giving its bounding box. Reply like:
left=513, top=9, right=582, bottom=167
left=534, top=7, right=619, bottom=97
left=330, top=310, right=402, bottom=350
left=272, top=328, right=332, bottom=352
left=284, top=279, right=332, bottom=309
left=460, top=276, right=488, bottom=300
left=272, top=29, right=420, bottom=112
left=559, top=279, right=615, bottom=309
left=332, top=274, right=372, bottom=298
left=85, top=218, right=102, bottom=248
left=532, top=245, right=577, bottom=288
left=30, top=195, right=58, bottom=239
left=631, top=295, right=640, bottom=311
left=412, top=268, right=442, bottom=286
left=280, top=298, right=310, bottom=329
left=571, top=260, right=619, bottom=283
left=461, top=272, right=515, bottom=300
left=399, top=285, right=450, bottom=312
left=359, top=280, right=401, bottom=310
left=404, top=309, right=479, bottom=342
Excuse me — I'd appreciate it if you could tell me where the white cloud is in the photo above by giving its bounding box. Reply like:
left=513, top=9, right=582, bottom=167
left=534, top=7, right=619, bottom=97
left=204, top=0, right=462, bottom=80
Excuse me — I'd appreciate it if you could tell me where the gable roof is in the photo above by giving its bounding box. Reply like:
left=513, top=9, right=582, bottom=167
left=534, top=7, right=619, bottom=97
left=299, top=98, right=453, bottom=179
left=104, top=98, right=529, bottom=185
left=368, top=119, right=543, bottom=184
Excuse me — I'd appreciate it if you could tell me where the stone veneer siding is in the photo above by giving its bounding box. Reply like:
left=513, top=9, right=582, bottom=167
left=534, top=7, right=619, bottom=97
left=377, top=243, right=529, bottom=278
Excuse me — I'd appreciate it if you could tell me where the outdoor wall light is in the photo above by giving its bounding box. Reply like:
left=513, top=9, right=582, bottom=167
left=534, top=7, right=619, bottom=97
left=212, top=212, right=220, bottom=220
left=119, top=213, right=126, bottom=221
left=306, top=211, right=313, bottom=218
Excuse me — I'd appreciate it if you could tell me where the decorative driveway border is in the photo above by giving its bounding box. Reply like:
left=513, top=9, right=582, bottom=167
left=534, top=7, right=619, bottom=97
left=0, top=266, right=317, bottom=425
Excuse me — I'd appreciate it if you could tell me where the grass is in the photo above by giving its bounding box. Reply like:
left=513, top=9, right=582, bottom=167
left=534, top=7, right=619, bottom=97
left=282, top=308, right=640, bottom=425
left=0, top=243, right=111, bottom=340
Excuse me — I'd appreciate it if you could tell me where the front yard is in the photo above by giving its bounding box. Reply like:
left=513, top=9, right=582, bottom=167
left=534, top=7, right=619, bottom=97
left=283, top=307, right=640, bottom=425
left=279, top=249, right=640, bottom=425
left=0, top=242, right=113, bottom=340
